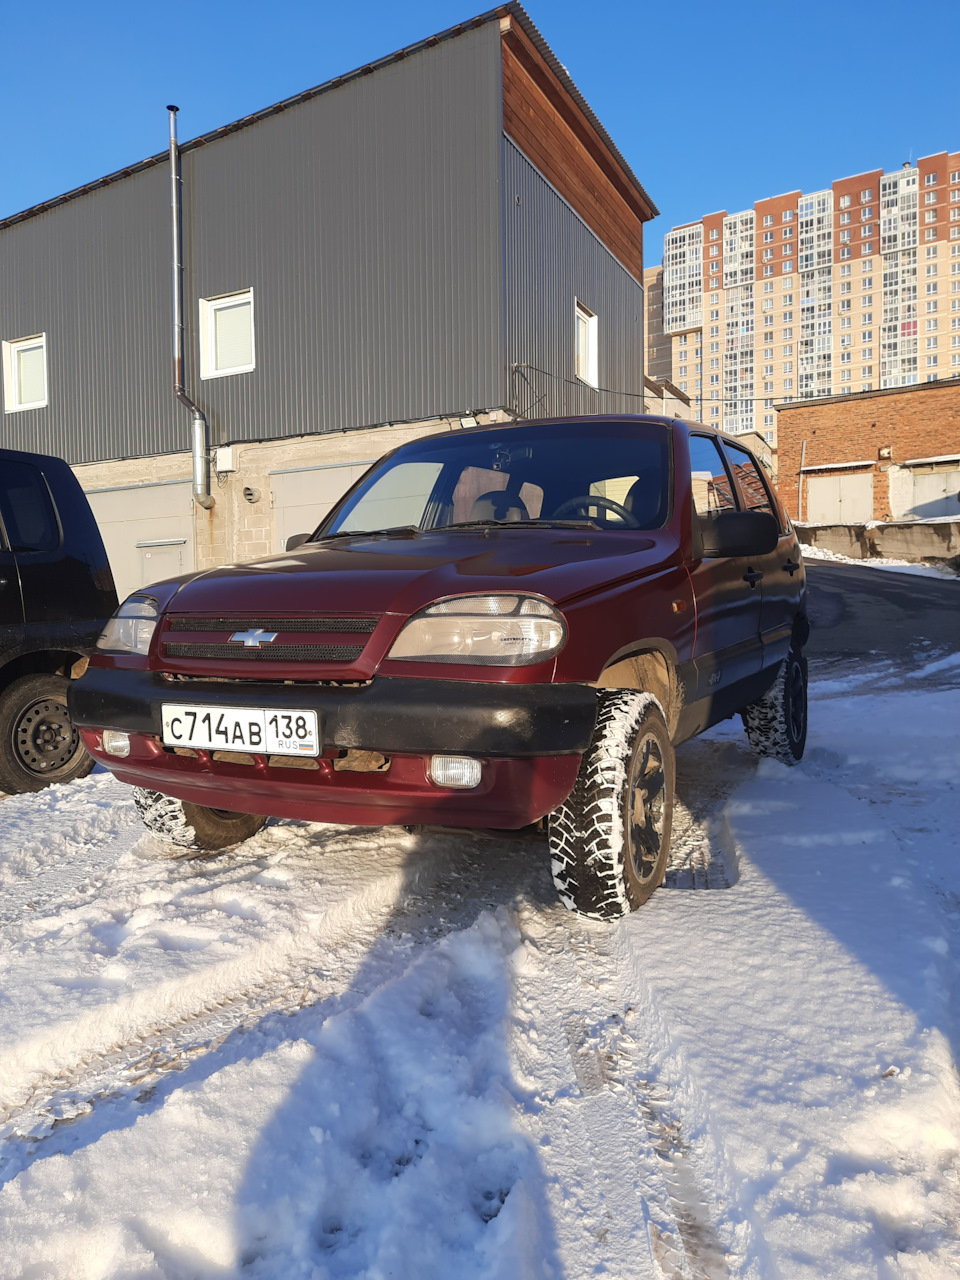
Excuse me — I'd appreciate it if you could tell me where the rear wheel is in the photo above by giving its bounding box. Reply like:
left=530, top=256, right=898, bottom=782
left=741, top=647, right=808, bottom=764
left=132, top=788, right=267, bottom=852
left=0, top=674, right=95, bottom=794
left=549, top=691, right=674, bottom=920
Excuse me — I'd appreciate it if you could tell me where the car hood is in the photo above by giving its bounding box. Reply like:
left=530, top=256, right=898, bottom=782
left=163, top=528, right=680, bottom=617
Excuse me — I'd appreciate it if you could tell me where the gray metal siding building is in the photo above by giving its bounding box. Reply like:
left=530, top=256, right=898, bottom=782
left=0, top=5, right=657, bottom=592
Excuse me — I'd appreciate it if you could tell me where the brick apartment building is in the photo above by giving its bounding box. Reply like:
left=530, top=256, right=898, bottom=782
left=776, top=376, right=960, bottom=523
left=648, top=151, right=960, bottom=452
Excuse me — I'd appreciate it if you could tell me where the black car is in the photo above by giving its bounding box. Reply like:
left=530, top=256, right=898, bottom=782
left=0, top=448, right=117, bottom=793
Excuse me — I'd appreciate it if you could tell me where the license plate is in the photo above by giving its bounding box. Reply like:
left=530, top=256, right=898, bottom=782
left=161, top=704, right=320, bottom=756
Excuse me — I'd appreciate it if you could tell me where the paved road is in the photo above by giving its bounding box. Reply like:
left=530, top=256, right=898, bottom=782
left=805, top=560, right=960, bottom=665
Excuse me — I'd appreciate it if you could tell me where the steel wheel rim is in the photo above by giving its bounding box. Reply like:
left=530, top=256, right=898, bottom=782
left=787, top=658, right=806, bottom=743
left=626, top=730, right=666, bottom=884
left=14, top=697, right=79, bottom=775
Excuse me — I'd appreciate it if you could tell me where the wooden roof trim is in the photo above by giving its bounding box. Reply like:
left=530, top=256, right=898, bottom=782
left=499, top=14, right=657, bottom=224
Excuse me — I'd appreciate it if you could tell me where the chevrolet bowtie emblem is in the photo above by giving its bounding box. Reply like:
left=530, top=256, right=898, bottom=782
left=229, top=628, right=279, bottom=648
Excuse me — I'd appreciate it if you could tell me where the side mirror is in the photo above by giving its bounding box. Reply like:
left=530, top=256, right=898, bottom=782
left=284, top=532, right=311, bottom=552
left=700, top=509, right=779, bottom=559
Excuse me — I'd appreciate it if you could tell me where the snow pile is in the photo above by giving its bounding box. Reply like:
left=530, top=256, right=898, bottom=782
left=0, top=660, right=959, bottom=1276
left=800, top=542, right=960, bottom=580
left=0, top=912, right=554, bottom=1279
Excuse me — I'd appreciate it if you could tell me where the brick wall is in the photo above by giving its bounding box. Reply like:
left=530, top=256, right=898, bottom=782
left=776, top=378, right=960, bottom=520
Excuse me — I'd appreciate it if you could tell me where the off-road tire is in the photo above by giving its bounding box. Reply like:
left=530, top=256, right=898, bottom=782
left=741, top=647, right=808, bottom=764
left=132, top=788, right=267, bottom=852
left=549, top=691, right=674, bottom=920
left=0, top=673, right=95, bottom=794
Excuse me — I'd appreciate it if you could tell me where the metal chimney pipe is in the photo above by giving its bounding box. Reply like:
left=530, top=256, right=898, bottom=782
left=167, top=105, right=214, bottom=510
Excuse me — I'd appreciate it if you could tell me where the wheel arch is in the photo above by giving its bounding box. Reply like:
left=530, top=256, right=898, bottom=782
left=594, top=641, right=683, bottom=739
left=0, top=650, right=89, bottom=698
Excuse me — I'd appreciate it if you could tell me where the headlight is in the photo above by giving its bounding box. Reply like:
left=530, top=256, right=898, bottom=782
left=96, top=595, right=160, bottom=655
left=387, top=595, right=565, bottom=666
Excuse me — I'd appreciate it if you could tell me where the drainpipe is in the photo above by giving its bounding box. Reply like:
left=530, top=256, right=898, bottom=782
left=167, top=105, right=214, bottom=510
left=798, top=439, right=807, bottom=523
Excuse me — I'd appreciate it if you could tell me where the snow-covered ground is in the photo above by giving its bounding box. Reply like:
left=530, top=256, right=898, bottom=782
left=800, top=542, right=960, bottom=581
left=0, top=656, right=958, bottom=1278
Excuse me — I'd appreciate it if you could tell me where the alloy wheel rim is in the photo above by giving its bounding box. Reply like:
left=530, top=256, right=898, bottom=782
left=626, top=731, right=666, bottom=883
left=14, top=698, right=79, bottom=774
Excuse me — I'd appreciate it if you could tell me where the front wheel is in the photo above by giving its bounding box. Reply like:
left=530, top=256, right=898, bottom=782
left=741, top=647, right=808, bottom=764
left=132, top=788, right=267, bottom=852
left=0, top=674, right=95, bottom=794
left=549, top=691, right=674, bottom=920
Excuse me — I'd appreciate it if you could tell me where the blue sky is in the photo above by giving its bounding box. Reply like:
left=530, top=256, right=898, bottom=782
left=3, top=0, right=958, bottom=260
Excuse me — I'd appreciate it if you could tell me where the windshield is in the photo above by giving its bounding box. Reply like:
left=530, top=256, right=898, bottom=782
left=318, top=421, right=671, bottom=537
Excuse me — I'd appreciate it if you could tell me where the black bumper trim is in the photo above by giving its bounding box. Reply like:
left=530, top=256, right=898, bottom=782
left=69, top=668, right=598, bottom=758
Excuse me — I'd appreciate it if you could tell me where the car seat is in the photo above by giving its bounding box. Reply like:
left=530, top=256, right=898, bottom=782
left=469, top=490, right=530, bottom=522
left=625, top=474, right=663, bottom=528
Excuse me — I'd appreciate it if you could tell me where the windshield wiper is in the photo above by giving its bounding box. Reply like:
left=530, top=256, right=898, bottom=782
left=312, top=525, right=422, bottom=541
left=442, top=519, right=600, bottom=531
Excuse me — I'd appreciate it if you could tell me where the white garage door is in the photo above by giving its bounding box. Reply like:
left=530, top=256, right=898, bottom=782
left=84, top=480, right=195, bottom=600
left=910, top=467, right=960, bottom=520
left=805, top=472, right=874, bottom=524
left=271, top=461, right=375, bottom=552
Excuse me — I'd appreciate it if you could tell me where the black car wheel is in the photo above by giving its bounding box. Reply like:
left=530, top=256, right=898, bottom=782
left=132, top=787, right=267, bottom=853
left=549, top=690, right=674, bottom=919
left=0, top=674, right=95, bottom=794
left=741, top=646, right=808, bottom=764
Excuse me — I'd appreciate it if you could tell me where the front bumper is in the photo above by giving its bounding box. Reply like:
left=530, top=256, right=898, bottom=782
left=69, top=668, right=596, bottom=829
left=69, top=667, right=597, bottom=757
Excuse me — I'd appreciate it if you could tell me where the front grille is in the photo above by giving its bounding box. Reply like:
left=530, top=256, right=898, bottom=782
left=160, top=614, right=380, bottom=666
left=166, top=616, right=377, bottom=634
left=164, top=643, right=365, bottom=662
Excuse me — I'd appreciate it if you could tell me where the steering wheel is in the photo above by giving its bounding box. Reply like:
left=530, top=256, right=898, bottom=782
left=551, top=494, right=640, bottom=528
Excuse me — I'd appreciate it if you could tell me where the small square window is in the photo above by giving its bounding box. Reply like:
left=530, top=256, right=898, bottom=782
left=783, top=210, right=794, bottom=222
left=839, top=195, right=852, bottom=209
left=925, top=173, right=937, bottom=186
left=925, top=191, right=938, bottom=205
left=710, top=228, right=719, bottom=240
left=840, top=247, right=851, bottom=259
left=860, top=189, right=872, bottom=203
left=199, top=290, right=255, bottom=379
left=2, top=333, right=48, bottom=412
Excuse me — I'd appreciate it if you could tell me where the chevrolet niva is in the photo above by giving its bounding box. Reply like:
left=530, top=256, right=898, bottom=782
left=70, top=415, right=808, bottom=919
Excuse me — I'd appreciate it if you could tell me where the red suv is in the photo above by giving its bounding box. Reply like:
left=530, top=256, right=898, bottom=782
left=71, top=416, right=807, bottom=919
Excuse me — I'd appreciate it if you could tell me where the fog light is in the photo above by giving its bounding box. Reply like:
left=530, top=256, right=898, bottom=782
left=429, top=755, right=481, bottom=789
left=102, top=730, right=131, bottom=758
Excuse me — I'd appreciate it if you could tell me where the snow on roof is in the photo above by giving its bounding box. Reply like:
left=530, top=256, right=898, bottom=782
left=900, top=453, right=960, bottom=467
left=801, top=460, right=875, bottom=472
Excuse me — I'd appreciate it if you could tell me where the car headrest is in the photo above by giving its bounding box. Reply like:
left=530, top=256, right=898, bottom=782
left=469, top=491, right=530, bottom=523
left=625, top=475, right=663, bottom=528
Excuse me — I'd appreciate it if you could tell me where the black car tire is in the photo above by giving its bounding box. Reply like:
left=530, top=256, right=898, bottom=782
left=0, top=673, right=95, bottom=794
left=549, top=690, right=674, bottom=920
left=741, top=647, right=808, bottom=765
left=132, top=787, right=267, bottom=853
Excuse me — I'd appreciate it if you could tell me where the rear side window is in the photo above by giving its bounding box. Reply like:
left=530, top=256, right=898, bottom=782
left=721, top=442, right=778, bottom=521
left=0, top=461, right=61, bottom=552
left=688, top=436, right=736, bottom=519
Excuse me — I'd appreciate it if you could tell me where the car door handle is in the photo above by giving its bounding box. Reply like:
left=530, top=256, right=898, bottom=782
left=783, top=560, right=801, bottom=576
left=743, top=570, right=763, bottom=588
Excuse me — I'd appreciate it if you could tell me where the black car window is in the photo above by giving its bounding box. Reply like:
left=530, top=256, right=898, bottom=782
left=721, top=442, right=781, bottom=527
left=688, top=436, right=737, bottom=520
left=0, top=462, right=61, bottom=553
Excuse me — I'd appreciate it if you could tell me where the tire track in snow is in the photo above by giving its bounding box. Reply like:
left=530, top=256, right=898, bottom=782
left=509, top=905, right=735, bottom=1279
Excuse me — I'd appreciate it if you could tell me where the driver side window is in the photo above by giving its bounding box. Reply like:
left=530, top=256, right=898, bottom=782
left=688, top=436, right=736, bottom=522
